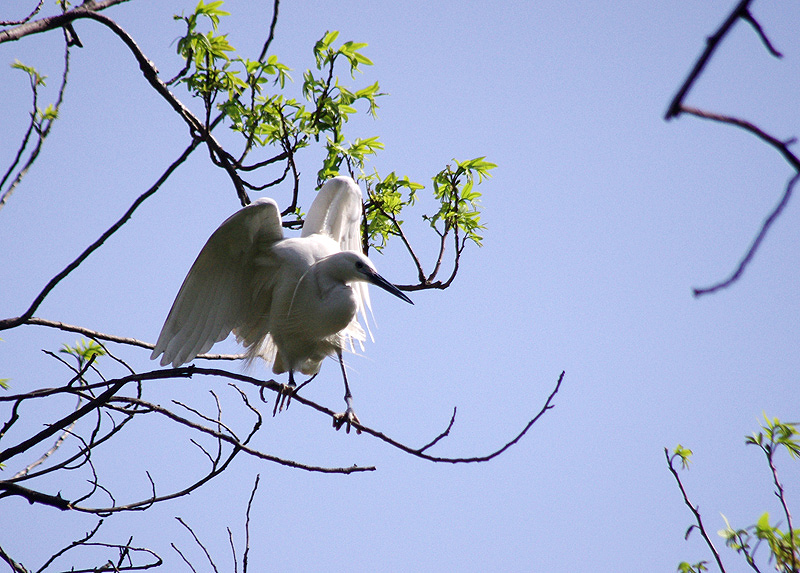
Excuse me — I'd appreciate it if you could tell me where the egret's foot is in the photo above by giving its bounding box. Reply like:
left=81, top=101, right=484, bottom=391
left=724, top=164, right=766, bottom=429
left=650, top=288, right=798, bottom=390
left=332, top=407, right=361, bottom=434
left=272, top=382, right=296, bottom=416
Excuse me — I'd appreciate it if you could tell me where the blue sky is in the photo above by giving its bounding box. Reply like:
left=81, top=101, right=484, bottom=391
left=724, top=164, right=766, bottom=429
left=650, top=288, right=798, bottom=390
left=2, top=1, right=800, bottom=571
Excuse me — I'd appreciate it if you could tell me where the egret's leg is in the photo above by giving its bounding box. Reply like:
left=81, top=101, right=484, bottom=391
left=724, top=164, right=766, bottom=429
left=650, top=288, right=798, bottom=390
left=273, top=370, right=297, bottom=416
left=294, top=371, right=319, bottom=394
left=332, top=349, right=361, bottom=434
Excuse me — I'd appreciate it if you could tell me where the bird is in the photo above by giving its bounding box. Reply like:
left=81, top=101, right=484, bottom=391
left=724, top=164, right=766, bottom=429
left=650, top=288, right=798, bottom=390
left=150, top=176, right=413, bottom=432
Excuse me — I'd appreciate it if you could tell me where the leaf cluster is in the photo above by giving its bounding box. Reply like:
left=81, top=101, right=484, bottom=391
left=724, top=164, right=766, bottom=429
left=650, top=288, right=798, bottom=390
left=671, top=414, right=800, bottom=573
left=60, top=338, right=107, bottom=368
left=718, top=512, right=800, bottom=573
left=166, top=1, right=494, bottom=269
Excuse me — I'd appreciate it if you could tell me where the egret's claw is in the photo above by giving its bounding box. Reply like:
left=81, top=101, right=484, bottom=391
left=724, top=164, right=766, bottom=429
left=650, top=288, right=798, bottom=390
left=333, top=408, right=361, bottom=434
left=272, top=382, right=296, bottom=416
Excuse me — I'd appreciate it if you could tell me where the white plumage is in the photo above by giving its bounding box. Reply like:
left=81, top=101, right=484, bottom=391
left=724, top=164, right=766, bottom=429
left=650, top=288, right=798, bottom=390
left=151, top=176, right=412, bottom=430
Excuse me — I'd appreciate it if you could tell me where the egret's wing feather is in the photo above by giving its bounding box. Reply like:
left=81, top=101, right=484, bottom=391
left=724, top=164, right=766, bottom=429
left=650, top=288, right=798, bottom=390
left=151, top=198, right=283, bottom=367
left=301, top=176, right=373, bottom=340
left=300, top=176, right=362, bottom=251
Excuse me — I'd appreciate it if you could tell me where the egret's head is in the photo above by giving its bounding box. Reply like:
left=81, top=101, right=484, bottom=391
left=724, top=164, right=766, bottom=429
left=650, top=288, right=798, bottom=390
left=331, top=251, right=413, bottom=305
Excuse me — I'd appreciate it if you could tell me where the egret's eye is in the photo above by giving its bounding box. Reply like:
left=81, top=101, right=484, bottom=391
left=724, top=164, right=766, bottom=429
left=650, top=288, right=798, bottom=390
left=355, top=261, right=365, bottom=270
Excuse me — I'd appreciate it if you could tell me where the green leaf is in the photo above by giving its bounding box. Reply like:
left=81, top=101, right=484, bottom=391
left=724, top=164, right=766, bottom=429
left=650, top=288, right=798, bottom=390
left=755, top=511, right=771, bottom=533
left=12, top=59, right=46, bottom=86
left=60, top=339, right=106, bottom=366
left=322, top=30, right=339, bottom=47
left=673, top=444, right=693, bottom=469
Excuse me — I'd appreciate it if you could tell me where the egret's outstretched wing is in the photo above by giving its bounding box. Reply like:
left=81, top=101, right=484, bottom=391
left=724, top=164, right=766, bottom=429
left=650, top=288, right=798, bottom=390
left=301, top=176, right=363, bottom=252
left=301, top=176, right=373, bottom=339
left=151, top=198, right=284, bottom=367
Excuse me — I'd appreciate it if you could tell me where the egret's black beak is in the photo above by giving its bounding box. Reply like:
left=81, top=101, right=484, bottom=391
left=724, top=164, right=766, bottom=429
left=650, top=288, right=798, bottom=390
left=366, top=270, right=414, bottom=305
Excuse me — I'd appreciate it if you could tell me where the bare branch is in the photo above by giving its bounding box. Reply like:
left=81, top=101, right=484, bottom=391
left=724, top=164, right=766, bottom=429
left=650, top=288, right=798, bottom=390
left=740, top=8, right=783, bottom=58
left=693, top=172, right=799, bottom=297
left=0, top=1, right=128, bottom=43
left=417, top=407, right=457, bottom=454
left=678, top=106, right=800, bottom=171
left=257, top=0, right=280, bottom=63
left=171, top=542, right=198, bottom=573
left=0, top=1, right=45, bottom=26
left=110, top=393, right=373, bottom=474
left=0, top=481, right=71, bottom=510
left=35, top=520, right=103, bottom=572
left=666, top=0, right=751, bottom=119
left=242, top=475, right=260, bottom=573
left=194, top=367, right=563, bottom=464
left=355, top=371, right=564, bottom=464
left=0, top=378, right=127, bottom=465
left=0, top=141, right=198, bottom=333
left=0, top=544, right=27, bottom=573
left=176, top=517, right=219, bottom=573
left=666, top=1, right=781, bottom=119
left=21, top=317, right=246, bottom=361
left=0, top=38, right=71, bottom=211
left=665, top=449, right=727, bottom=572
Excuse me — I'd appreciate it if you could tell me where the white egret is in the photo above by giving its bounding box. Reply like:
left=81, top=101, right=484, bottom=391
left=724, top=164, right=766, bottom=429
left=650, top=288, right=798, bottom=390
left=151, top=176, right=413, bottom=431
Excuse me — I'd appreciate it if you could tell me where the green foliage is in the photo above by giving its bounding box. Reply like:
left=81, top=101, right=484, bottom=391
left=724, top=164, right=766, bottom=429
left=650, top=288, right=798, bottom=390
left=673, top=416, right=800, bottom=572
left=365, top=171, right=424, bottom=251
left=364, top=159, right=495, bottom=253
left=175, top=1, right=243, bottom=105
left=11, top=60, right=59, bottom=127
left=747, top=414, right=800, bottom=459
left=170, top=1, right=492, bottom=257
left=426, top=157, right=495, bottom=247
left=717, top=511, right=800, bottom=572
left=11, top=59, right=46, bottom=86
left=174, top=3, right=389, bottom=184
left=673, top=444, right=693, bottom=469
left=677, top=561, right=707, bottom=573
left=60, top=338, right=106, bottom=368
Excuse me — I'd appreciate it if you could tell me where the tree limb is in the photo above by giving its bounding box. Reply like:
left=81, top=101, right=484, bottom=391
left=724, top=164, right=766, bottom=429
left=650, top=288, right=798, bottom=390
left=665, top=0, right=780, bottom=120
left=665, top=448, right=727, bottom=572
left=693, top=172, right=799, bottom=297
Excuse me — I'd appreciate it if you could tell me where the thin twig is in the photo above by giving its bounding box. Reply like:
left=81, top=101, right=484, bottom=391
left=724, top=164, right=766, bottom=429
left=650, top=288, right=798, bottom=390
left=0, top=544, right=27, bottom=573
left=666, top=0, right=752, bottom=120
left=417, top=407, right=457, bottom=454
left=257, top=0, right=280, bottom=63
left=0, top=141, right=198, bottom=333
left=176, top=517, right=219, bottom=573
left=665, top=449, right=726, bottom=572
left=242, top=475, right=260, bottom=573
left=693, top=172, right=799, bottom=297
left=0, top=1, right=45, bottom=26
left=679, top=106, right=800, bottom=171
left=764, top=448, right=796, bottom=571
left=0, top=37, right=71, bottom=211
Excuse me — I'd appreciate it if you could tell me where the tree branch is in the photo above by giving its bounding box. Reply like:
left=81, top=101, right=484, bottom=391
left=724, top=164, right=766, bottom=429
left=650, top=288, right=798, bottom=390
left=666, top=0, right=769, bottom=120
left=693, top=171, right=798, bottom=297
left=0, top=481, right=71, bottom=510
left=20, top=317, right=245, bottom=361
left=0, top=141, right=198, bottom=333
left=665, top=448, right=727, bottom=572
left=0, top=1, right=129, bottom=43
left=678, top=106, right=800, bottom=171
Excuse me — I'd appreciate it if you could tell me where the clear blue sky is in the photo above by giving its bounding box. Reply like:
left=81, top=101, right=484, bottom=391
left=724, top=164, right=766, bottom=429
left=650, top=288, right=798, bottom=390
left=2, top=1, right=800, bottom=571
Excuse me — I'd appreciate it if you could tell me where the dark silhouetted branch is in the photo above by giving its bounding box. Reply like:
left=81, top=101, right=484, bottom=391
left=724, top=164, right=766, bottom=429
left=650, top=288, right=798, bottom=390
left=665, top=448, right=727, bottom=572
left=693, top=172, right=799, bottom=297
left=665, top=0, right=780, bottom=120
